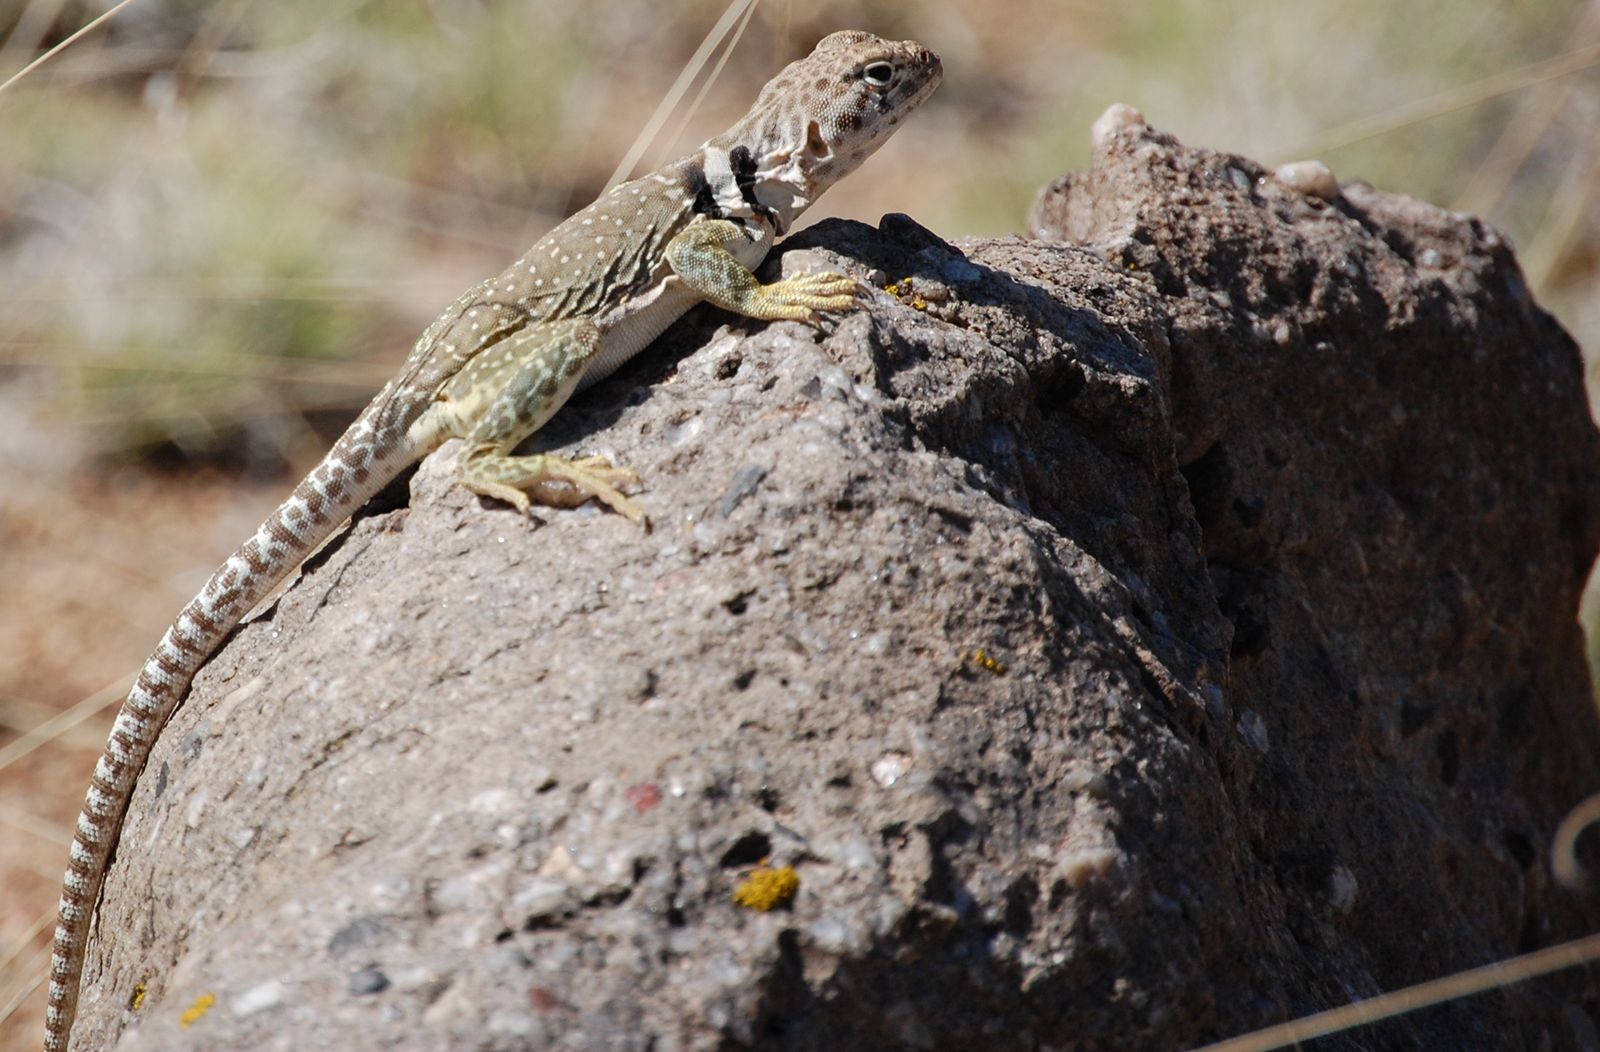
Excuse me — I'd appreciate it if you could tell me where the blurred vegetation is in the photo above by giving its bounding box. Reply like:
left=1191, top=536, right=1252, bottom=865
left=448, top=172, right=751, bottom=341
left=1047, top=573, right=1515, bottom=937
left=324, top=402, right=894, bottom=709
left=2, top=3, right=1599, bottom=655
left=2, top=0, right=1596, bottom=464
left=2, top=0, right=1596, bottom=462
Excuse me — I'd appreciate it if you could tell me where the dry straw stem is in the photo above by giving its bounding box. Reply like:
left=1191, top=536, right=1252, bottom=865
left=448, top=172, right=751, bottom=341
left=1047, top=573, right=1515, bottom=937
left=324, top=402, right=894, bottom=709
left=603, top=0, right=759, bottom=191
left=4, top=808, right=72, bottom=852
left=0, top=910, right=55, bottom=985
left=0, top=0, right=142, bottom=97
left=1522, top=119, right=1600, bottom=289
left=0, top=910, right=52, bottom=1041
left=1554, top=792, right=1600, bottom=890
left=0, top=675, right=132, bottom=775
left=1453, top=3, right=1600, bottom=216
left=0, top=694, right=106, bottom=750
left=0, top=344, right=392, bottom=388
left=171, top=0, right=257, bottom=83
left=1195, top=932, right=1600, bottom=1052
left=0, top=0, right=73, bottom=66
left=0, top=957, right=46, bottom=1039
left=1281, top=40, right=1600, bottom=161
left=0, top=921, right=47, bottom=1039
left=658, top=0, right=763, bottom=160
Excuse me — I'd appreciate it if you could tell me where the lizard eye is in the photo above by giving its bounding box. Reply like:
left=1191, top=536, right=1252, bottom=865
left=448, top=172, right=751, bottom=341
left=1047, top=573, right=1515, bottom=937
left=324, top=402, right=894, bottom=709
left=861, top=62, right=894, bottom=87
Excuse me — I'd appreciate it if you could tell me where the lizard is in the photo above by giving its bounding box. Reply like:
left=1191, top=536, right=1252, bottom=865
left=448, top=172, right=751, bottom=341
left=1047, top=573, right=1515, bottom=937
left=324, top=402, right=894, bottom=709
left=45, top=29, right=941, bottom=1051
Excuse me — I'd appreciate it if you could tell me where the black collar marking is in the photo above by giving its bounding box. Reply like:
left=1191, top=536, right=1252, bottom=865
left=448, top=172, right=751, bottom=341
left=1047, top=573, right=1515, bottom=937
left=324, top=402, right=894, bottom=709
left=686, top=164, right=724, bottom=219
left=729, top=145, right=782, bottom=233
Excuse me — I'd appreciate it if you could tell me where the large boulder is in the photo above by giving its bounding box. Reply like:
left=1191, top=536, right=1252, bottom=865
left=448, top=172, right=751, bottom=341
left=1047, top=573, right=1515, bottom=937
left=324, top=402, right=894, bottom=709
left=76, top=109, right=1600, bottom=1050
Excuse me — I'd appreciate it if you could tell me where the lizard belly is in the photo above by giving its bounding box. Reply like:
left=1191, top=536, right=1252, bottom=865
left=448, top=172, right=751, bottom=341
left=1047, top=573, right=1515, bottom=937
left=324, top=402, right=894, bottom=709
left=578, top=279, right=701, bottom=390
left=577, top=217, right=774, bottom=391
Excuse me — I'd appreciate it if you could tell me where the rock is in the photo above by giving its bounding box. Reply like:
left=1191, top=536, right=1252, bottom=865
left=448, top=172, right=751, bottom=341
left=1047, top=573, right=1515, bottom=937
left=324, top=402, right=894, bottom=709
left=76, top=112, right=1600, bottom=1050
left=346, top=966, right=390, bottom=996
left=1272, top=159, right=1341, bottom=201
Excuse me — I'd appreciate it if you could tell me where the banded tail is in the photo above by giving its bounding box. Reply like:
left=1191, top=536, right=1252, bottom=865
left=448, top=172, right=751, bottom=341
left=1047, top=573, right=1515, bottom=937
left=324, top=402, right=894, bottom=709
left=44, top=397, right=427, bottom=1051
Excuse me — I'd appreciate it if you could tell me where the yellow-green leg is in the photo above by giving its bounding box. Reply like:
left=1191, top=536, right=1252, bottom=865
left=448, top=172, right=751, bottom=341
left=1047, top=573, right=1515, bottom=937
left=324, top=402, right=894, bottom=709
left=665, top=219, right=863, bottom=321
left=447, top=319, right=647, bottom=524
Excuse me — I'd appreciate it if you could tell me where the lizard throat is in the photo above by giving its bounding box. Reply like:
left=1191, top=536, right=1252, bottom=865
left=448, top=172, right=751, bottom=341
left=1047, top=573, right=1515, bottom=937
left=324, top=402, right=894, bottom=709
left=699, top=143, right=814, bottom=236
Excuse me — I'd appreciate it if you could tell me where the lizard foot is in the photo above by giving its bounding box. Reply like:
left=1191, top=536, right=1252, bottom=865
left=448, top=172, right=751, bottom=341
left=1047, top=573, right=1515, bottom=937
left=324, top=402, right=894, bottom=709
left=460, top=452, right=647, bottom=526
left=753, top=271, right=864, bottom=321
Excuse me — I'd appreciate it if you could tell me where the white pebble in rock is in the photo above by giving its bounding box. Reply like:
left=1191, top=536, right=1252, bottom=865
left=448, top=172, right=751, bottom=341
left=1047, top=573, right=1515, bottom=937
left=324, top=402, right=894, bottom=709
left=512, top=877, right=569, bottom=920
left=1273, top=160, right=1340, bottom=201
left=1092, top=103, right=1146, bottom=147
left=871, top=751, right=911, bottom=787
left=487, top=1009, right=542, bottom=1038
left=231, top=980, right=286, bottom=1017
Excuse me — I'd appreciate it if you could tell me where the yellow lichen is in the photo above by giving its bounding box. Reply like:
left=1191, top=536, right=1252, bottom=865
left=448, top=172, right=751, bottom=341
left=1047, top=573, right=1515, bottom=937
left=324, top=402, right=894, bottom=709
left=128, top=983, right=147, bottom=1012
left=179, top=993, right=216, bottom=1029
left=884, top=278, right=926, bottom=308
left=967, top=648, right=1007, bottom=676
left=733, top=865, right=799, bottom=911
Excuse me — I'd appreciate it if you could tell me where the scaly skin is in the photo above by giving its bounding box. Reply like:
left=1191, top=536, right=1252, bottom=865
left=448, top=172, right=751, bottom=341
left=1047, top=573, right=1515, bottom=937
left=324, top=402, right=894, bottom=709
left=45, top=30, right=940, bottom=1051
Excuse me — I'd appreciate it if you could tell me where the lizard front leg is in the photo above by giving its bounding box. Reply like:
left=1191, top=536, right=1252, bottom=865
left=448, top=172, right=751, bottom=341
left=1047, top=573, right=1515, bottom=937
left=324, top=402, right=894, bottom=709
left=444, top=319, right=646, bottom=523
left=665, top=218, right=861, bottom=321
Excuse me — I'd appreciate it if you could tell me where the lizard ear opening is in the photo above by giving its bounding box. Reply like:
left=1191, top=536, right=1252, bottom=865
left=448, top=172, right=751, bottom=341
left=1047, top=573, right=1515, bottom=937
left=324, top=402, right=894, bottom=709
left=804, top=120, right=832, bottom=163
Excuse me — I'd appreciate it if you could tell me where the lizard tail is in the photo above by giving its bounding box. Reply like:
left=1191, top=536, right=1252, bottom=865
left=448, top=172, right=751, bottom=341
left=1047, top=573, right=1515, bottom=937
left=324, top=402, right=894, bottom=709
left=44, top=402, right=425, bottom=1051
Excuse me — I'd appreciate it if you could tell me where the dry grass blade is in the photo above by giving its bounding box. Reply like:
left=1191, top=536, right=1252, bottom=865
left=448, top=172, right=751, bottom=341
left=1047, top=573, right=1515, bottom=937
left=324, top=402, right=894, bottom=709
left=0, top=952, right=47, bottom=1031
left=68, top=386, right=379, bottom=435
left=0, top=675, right=131, bottom=775
left=1451, top=76, right=1575, bottom=217
left=0, top=0, right=71, bottom=64
left=174, top=0, right=257, bottom=82
left=1, top=346, right=391, bottom=387
left=0, top=696, right=106, bottom=749
left=1281, top=40, right=1600, bottom=161
left=1193, top=932, right=1600, bottom=1052
left=1522, top=121, right=1600, bottom=289
left=659, top=0, right=761, bottom=158
left=1453, top=4, right=1599, bottom=215
left=0, top=0, right=142, bottom=98
left=0, top=909, right=54, bottom=985
left=1554, top=792, right=1600, bottom=890
left=603, top=0, right=759, bottom=191
left=2, top=808, right=73, bottom=851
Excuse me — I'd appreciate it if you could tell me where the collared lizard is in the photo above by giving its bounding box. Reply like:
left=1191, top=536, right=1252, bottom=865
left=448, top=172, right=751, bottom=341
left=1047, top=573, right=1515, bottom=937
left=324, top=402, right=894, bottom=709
left=46, top=29, right=941, bottom=1050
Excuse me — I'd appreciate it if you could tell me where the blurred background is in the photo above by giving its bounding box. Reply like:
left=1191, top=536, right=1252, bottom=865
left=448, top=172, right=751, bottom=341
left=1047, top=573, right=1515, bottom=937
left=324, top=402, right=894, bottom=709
left=2, top=0, right=1598, bottom=1040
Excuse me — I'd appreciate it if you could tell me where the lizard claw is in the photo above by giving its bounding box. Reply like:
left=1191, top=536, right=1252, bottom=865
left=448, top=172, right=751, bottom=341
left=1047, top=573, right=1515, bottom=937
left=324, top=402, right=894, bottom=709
left=745, top=269, right=864, bottom=321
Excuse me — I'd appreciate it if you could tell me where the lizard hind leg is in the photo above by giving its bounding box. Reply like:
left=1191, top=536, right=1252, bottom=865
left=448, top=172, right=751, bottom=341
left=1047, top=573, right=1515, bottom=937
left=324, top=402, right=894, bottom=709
left=448, top=319, right=648, bottom=525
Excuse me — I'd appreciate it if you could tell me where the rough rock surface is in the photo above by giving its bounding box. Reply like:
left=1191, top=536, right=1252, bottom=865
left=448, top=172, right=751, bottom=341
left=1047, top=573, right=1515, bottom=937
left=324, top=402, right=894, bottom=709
left=79, top=110, right=1600, bottom=1050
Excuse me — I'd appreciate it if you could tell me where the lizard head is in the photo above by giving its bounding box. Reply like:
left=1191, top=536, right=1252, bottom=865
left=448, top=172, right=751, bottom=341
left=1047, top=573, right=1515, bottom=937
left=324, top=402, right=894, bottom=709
left=707, top=30, right=942, bottom=233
